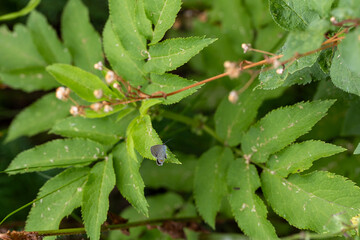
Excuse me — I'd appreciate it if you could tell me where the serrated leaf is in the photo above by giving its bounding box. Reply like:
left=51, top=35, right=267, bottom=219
left=109, top=0, right=147, bottom=59
left=144, top=37, right=216, bottom=74
left=82, top=155, right=116, bottom=240
left=147, top=0, right=182, bottom=44
left=262, top=170, right=360, bottom=233
left=241, top=100, right=335, bottom=163
left=269, top=0, right=320, bottom=31
left=0, top=67, right=59, bottom=92
left=25, top=168, right=90, bottom=233
left=103, top=20, right=147, bottom=86
left=0, top=0, right=40, bottom=21
left=113, top=142, right=148, bottom=216
left=215, top=82, right=283, bottom=146
left=50, top=114, right=135, bottom=145
left=135, top=0, right=152, bottom=40
left=5, top=138, right=105, bottom=174
left=27, top=11, right=71, bottom=65
left=194, top=146, right=233, bottom=228
left=267, top=141, right=345, bottom=177
left=128, top=114, right=180, bottom=164
left=330, top=49, right=360, bottom=96
left=47, top=64, right=116, bottom=102
left=6, top=93, right=70, bottom=142
left=144, top=73, right=201, bottom=105
left=338, top=28, right=360, bottom=76
left=140, top=153, right=197, bottom=192
left=62, top=0, right=103, bottom=75
left=0, top=24, right=46, bottom=71
left=227, top=159, right=278, bottom=239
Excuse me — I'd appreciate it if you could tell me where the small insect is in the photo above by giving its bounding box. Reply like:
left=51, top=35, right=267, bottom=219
left=150, top=144, right=167, bottom=166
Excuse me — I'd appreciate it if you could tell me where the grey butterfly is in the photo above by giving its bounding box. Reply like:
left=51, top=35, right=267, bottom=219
left=150, top=144, right=167, bottom=166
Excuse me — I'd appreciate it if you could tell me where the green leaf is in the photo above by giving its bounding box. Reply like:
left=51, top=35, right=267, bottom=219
left=355, top=144, right=360, bottom=155
left=146, top=0, right=182, bottom=44
left=25, top=168, right=90, bottom=232
left=27, top=11, right=71, bottom=65
left=61, top=0, right=103, bottom=74
left=144, top=37, right=216, bottom=74
left=135, top=0, right=153, bottom=40
left=308, top=0, right=334, bottom=17
left=338, top=28, right=360, bottom=76
left=103, top=20, right=147, bottom=86
left=227, top=159, right=278, bottom=239
left=269, top=0, right=320, bottom=30
left=113, top=142, right=148, bottom=216
left=0, top=0, right=40, bottom=21
left=215, top=82, right=283, bottom=146
left=342, top=100, right=360, bottom=136
left=5, top=138, right=105, bottom=174
left=241, top=100, right=335, bottom=163
left=194, top=146, right=233, bottom=228
left=144, top=73, right=201, bottom=105
left=50, top=114, right=134, bottom=145
left=128, top=114, right=180, bottom=164
left=140, top=153, right=197, bottom=192
left=139, top=99, right=162, bottom=116
left=0, top=67, right=59, bottom=92
left=267, top=141, right=345, bottom=177
left=109, top=0, right=147, bottom=59
left=0, top=24, right=46, bottom=71
left=262, top=170, right=360, bottom=233
left=82, top=155, right=116, bottom=240
left=47, top=64, right=116, bottom=102
left=6, top=93, right=70, bottom=142
left=330, top=49, right=360, bottom=96
left=281, top=20, right=328, bottom=60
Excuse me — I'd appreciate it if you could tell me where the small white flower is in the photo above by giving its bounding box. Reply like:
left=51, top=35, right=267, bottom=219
left=105, top=71, right=115, bottom=84
left=90, top=103, right=102, bottom=111
left=241, top=43, right=251, bottom=53
left=276, top=67, right=284, bottom=75
left=93, top=89, right=103, bottom=99
left=94, top=61, right=103, bottom=70
left=103, top=105, right=113, bottom=113
left=55, top=87, right=70, bottom=101
left=228, top=90, right=239, bottom=104
left=70, top=106, right=79, bottom=116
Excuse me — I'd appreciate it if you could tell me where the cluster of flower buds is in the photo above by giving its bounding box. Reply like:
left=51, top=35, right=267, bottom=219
left=224, top=61, right=241, bottom=79
left=55, top=87, right=71, bottom=101
left=70, top=105, right=84, bottom=116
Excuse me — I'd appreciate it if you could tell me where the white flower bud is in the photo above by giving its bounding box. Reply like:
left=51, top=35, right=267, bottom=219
left=241, top=43, right=251, bottom=53
left=90, top=103, right=102, bottom=111
left=56, top=87, right=70, bottom=101
left=105, top=71, right=115, bottom=84
left=70, top=106, right=79, bottom=116
left=276, top=67, right=284, bottom=75
left=330, top=16, right=337, bottom=24
left=103, top=105, right=113, bottom=113
left=228, top=90, right=239, bottom=104
left=94, top=61, right=103, bottom=70
left=224, top=61, right=241, bottom=79
left=93, top=89, right=103, bottom=99
left=113, top=82, right=120, bottom=89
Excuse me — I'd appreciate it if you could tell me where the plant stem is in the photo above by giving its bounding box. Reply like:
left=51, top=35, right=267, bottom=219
left=37, top=216, right=200, bottom=237
left=161, top=110, right=224, bottom=144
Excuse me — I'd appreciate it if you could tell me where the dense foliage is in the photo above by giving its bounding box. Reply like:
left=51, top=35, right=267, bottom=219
left=1, top=0, right=360, bottom=239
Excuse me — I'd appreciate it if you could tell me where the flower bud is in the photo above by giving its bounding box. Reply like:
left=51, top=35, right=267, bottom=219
left=241, top=43, right=251, bottom=53
left=70, top=106, right=79, bottom=116
left=105, top=71, right=115, bottom=84
left=94, top=61, right=103, bottom=70
left=93, top=89, right=103, bottom=99
left=228, top=90, right=239, bottom=104
left=56, top=87, right=70, bottom=101
left=103, top=105, right=113, bottom=113
left=90, top=102, right=102, bottom=112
